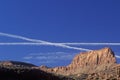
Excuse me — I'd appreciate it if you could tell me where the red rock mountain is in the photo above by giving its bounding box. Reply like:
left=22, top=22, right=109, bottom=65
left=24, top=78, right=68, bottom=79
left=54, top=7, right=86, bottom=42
left=0, top=47, right=119, bottom=80
left=68, top=47, right=116, bottom=68
left=40, top=47, right=117, bottom=75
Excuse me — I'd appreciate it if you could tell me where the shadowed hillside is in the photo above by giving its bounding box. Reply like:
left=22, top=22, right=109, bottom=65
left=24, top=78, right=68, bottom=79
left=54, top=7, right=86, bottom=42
left=0, top=63, right=62, bottom=80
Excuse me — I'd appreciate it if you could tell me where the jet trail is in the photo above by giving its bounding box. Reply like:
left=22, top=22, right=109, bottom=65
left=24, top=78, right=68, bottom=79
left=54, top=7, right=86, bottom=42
left=1, top=42, right=120, bottom=46
left=0, top=42, right=47, bottom=45
left=0, top=32, right=91, bottom=51
left=59, top=43, right=120, bottom=46
left=0, top=32, right=48, bottom=43
left=115, top=55, right=120, bottom=59
left=1, top=32, right=120, bottom=59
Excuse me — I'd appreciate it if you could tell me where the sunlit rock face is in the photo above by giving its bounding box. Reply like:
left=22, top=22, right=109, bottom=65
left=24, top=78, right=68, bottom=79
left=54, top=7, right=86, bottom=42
left=41, top=48, right=116, bottom=75
left=69, top=47, right=116, bottom=68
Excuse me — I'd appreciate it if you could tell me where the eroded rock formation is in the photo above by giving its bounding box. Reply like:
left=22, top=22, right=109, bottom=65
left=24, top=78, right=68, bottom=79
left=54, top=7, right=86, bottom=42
left=40, top=48, right=117, bottom=75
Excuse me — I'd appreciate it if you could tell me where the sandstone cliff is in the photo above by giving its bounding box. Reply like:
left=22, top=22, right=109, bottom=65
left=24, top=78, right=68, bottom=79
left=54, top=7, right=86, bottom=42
left=40, top=47, right=117, bottom=75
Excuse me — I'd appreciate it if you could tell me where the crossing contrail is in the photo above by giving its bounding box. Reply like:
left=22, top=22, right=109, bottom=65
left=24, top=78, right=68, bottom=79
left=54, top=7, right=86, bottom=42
left=0, top=32, right=120, bottom=59
left=0, top=42, right=91, bottom=51
left=0, top=32, right=91, bottom=51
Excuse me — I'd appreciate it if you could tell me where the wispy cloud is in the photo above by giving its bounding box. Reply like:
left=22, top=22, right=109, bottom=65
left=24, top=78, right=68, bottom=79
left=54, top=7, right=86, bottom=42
left=24, top=52, right=76, bottom=60
left=23, top=52, right=77, bottom=64
left=23, top=56, right=33, bottom=60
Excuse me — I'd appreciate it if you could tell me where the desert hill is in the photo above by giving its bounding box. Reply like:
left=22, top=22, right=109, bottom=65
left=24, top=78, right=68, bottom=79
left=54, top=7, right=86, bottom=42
left=0, top=47, right=120, bottom=80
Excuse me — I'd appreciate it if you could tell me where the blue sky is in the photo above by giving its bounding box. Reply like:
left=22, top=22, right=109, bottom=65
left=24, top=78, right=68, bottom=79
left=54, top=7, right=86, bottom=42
left=0, top=0, right=120, bottom=67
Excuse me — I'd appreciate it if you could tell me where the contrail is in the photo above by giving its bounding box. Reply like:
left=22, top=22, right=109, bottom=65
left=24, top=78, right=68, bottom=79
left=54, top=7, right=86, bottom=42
left=58, top=43, right=120, bottom=46
left=0, top=32, right=48, bottom=43
left=0, top=32, right=120, bottom=58
left=1, top=42, right=120, bottom=46
left=115, top=55, right=120, bottom=59
left=0, top=42, right=48, bottom=46
left=0, top=32, right=91, bottom=51
left=0, top=42, right=91, bottom=51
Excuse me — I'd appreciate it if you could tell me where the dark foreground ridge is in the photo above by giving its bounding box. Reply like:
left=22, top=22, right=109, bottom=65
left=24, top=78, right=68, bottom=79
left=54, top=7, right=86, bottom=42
left=0, top=62, right=63, bottom=80
left=0, top=47, right=120, bottom=80
left=0, top=61, right=36, bottom=67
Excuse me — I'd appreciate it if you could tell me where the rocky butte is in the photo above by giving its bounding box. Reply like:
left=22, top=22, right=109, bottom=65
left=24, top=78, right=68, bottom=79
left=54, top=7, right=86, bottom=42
left=39, top=47, right=120, bottom=79
left=40, top=48, right=117, bottom=75
left=0, top=47, right=120, bottom=80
